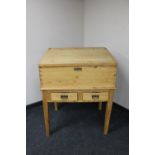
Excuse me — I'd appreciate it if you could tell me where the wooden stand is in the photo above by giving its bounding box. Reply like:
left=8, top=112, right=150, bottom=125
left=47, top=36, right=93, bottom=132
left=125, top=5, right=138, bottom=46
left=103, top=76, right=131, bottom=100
left=54, top=102, right=58, bottom=111
left=39, top=48, right=117, bottom=137
left=42, top=90, right=114, bottom=136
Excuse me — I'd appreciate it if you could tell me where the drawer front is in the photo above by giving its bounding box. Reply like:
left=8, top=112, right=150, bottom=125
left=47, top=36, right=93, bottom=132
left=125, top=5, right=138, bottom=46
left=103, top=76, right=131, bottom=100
left=51, top=93, right=77, bottom=102
left=83, top=92, right=108, bottom=101
left=40, top=66, right=116, bottom=90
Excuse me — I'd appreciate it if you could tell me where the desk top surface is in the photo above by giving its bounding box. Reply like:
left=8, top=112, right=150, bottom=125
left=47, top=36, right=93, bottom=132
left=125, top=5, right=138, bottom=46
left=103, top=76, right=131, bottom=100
left=39, top=47, right=117, bottom=67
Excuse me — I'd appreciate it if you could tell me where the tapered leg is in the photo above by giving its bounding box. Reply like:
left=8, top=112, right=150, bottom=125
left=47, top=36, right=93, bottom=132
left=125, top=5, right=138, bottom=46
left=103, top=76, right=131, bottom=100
left=54, top=102, right=58, bottom=111
left=42, top=92, right=50, bottom=137
left=98, top=102, right=102, bottom=111
left=103, top=90, right=114, bottom=135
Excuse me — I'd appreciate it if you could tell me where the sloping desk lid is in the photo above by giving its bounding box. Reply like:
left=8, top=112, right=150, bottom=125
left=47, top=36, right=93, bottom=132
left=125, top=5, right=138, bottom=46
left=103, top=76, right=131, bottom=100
left=39, top=47, right=117, bottom=67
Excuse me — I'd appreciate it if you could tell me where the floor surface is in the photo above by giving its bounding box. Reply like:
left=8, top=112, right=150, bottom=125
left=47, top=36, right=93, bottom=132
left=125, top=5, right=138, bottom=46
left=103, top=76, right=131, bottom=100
left=27, top=103, right=129, bottom=155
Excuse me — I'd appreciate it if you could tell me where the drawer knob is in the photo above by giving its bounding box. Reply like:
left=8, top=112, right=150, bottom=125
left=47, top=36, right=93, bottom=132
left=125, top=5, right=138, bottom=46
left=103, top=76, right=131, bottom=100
left=74, top=67, right=82, bottom=71
left=92, top=95, right=99, bottom=100
left=61, top=95, right=68, bottom=100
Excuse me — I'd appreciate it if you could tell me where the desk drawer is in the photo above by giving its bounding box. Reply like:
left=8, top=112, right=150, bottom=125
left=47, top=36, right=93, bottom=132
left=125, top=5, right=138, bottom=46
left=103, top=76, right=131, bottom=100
left=83, top=92, right=108, bottom=101
left=51, top=93, right=77, bottom=102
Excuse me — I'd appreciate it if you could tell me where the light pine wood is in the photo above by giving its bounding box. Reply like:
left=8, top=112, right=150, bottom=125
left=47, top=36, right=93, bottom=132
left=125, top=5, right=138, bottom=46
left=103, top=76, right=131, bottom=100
left=82, top=92, right=108, bottom=101
left=78, top=92, right=83, bottom=101
left=98, top=102, right=102, bottom=111
left=39, top=47, right=117, bottom=67
left=54, top=102, right=58, bottom=111
left=104, top=90, right=114, bottom=135
left=40, top=66, right=116, bottom=90
left=42, top=91, right=50, bottom=136
left=51, top=93, right=77, bottom=102
left=39, top=47, right=117, bottom=136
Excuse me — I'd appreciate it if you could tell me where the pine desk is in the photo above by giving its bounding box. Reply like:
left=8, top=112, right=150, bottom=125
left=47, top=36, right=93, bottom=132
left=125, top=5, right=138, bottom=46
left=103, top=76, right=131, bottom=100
left=39, top=47, right=117, bottom=136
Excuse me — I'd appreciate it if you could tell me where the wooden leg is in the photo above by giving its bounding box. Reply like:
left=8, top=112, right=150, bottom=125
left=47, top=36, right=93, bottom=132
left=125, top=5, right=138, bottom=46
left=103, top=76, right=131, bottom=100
left=42, top=92, right=50, bottom=137
left=98, top=102, right=102, bottom=111
left=54, top=102, right=58, bottom=111
left=103, top=90, right=114, bottom=135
